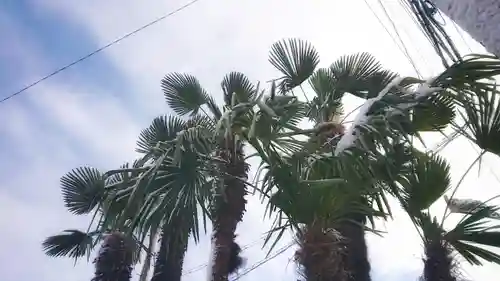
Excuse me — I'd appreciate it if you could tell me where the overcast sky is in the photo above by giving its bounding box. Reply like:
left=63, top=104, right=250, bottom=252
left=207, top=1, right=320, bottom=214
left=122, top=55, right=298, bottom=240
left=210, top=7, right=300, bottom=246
left=1, top=1, right=499, bottom=281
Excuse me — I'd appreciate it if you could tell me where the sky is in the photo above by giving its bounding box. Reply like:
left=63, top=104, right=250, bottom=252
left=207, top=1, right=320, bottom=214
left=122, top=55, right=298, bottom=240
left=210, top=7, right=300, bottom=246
left=0, top=0, right=499, bottom=281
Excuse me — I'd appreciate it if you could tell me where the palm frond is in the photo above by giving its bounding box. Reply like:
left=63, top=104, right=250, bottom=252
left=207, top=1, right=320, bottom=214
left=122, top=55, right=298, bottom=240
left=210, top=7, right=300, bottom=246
left=399, top=152, right=451, bottom=215
left=61, top=167, right=105, bottom=215
left=269, top=38, right=319, bottom=93
left=42, top=229, right=95, bottom=259
left=265, top=95, right=307, bottom=135
left=444, top=196, right=500, bottom=219
left=434, top=54, right=500, bottom=91
left=221, top=72, right=255, bottom=105
left=412, top=93, right=455, bottom=131
left=136, top=115, right=186, bottom=155
left=307, top=68, right=344, bottom=123
left=162, top=73, right=210, bottom=116
left=445, top=206, right=500, bottom=265
left=330, top=52, right=398, bottom=99
left=103, top=148, right=213, bottom=244
left=461, top=85, right=500, bottom=156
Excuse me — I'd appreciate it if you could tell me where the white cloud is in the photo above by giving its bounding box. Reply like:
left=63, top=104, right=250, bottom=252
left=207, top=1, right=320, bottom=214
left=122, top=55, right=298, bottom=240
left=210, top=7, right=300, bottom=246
left=1, top=0, right=499, bottom=281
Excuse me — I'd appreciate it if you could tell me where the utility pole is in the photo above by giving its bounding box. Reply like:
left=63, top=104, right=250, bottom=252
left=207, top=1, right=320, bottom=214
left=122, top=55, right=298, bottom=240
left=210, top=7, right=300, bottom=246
left=432, top=0, right=500, bottom=57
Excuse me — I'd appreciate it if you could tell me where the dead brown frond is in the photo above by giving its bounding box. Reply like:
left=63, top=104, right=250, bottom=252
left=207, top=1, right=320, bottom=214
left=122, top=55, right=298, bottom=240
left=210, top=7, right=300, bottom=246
left=303, top=122, right=346, bottom=154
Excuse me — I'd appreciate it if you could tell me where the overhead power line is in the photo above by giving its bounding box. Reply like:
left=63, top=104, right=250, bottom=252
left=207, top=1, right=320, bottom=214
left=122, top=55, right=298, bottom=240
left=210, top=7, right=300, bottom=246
left=182, top=232, right=270, bottom=276
left=231, top=242, right=294, bottom=281
left=0, top=0, right=201, bottom=104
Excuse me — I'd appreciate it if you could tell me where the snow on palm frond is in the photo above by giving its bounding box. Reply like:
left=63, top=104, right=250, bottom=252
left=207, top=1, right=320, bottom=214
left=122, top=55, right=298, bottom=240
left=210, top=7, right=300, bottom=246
left=334, top=75, right=444, bottom=156
left=334, top=76, right=406, bottom=155
left=443, top=195, right=500, bottom=219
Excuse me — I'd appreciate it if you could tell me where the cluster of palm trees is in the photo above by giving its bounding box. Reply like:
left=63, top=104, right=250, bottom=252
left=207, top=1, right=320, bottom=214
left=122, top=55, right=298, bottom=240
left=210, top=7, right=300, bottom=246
left=42, top=38, right=500, bottom=281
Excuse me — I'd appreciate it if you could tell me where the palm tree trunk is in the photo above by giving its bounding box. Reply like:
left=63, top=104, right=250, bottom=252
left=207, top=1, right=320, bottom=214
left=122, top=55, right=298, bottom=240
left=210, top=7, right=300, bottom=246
left=432, top=0, right=500, bottom=57
left=209, top=138, right=248, bottom=281
left=295, top=224, right=347, bottom=281
left=151, top=221, right=189, bottom=281
left=423, top=239, right=457, bottom=281
left=336, top=215, right=371, bottom=281
left=92, top=232, right=134, bottom=281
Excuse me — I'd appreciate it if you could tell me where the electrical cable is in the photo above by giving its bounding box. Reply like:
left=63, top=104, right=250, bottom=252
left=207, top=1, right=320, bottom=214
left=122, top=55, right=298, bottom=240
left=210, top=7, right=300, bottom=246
left=0, top=0, right=201, bottom=104
left=182, top=232, right=269, bottom=276
left=231, top=242, right=294, bottom=281
left=375, top=0, right=422, bottom=77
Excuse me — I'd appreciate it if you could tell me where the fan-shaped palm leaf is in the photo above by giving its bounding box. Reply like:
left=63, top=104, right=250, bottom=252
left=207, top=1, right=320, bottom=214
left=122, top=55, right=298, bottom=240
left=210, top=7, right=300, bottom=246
left=412, top=93, right=456, bottom=131
left=461, top=86, right=500, bottom=156
left=330, top=52, right=398, bottom=99
left=61, top=167, right=105, bottom=215
left=434, top=54, right=500, bottom=92
left=399, top=152, right=452, bottom=215
left=307, top=68, right=344, bottom=123
left=136, top=115, right=186, bottom=155
left=42, top=229, right=95, bottom=259
left=221, top=72, right=255, bottom=105
left=445, top=206, right=500, bottom=265
left=109, top=148, right=212, bottom=244
left=162, top=73, right=210, bottom=116
left=269, top=38, right=319, bottom=93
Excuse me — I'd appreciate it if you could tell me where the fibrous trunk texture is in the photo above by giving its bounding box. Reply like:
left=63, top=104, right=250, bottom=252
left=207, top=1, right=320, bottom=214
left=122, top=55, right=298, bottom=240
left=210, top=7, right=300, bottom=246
left=210, top=138, right=248, bottom=281
left=423, top=238, right=457, bottom=281
left=151, top=220, right=188, bottom=281
left=433, top=0, right=500, bottom=57
left=92, top=232, right=134, bottom=281
left=295, top=224, right=347, bottom=281
left=336, top=215, right=371, bottom=281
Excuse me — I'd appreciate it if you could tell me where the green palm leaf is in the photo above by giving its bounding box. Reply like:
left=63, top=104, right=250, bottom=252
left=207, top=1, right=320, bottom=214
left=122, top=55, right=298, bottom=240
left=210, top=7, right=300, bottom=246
left=162, top=73, right=210, bottom=116
left=269, top=38, right=319, bottom=93
left=61, top=167, right=105, bottom=215
left=461, top=86, right=500, bottom=156
left=434, top=54, right=500, bottom=91
left=136, top=115, right=186, bottom=155
left=445, top=206, right=500, bottom=265
left=111, top=149, right=212, bottom=244
left=42, top=229, right=95, bottom=259
left=399, top=152, right=451, bottom=214
left=307, top=68, right=344, bottom=123
left=412, top=94, right=456, bottom=131
left=221, top=72, right=255, bottom=105
left=330, top=52, right=397, bottom=99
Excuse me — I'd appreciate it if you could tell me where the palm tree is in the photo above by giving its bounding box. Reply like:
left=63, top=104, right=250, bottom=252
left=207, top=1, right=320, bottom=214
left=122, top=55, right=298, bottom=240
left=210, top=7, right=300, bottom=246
left=389, top=150, right=500, bottom=280
left=159, top=72, right=257, bottom=281
left=223, top=40, right=500, bottom=280
left=42, top=156, right=202, bottom=281
left=261, top=39, right=403, bottom=281
left=105, top=76, right=258, bottom=281
left=134, top=115, right=212, bottom=281
left=41, top=164, right=154, bottom=281
left=260, top=149, right=383, bottom=281
left=43, top=230, right=135, bottom=281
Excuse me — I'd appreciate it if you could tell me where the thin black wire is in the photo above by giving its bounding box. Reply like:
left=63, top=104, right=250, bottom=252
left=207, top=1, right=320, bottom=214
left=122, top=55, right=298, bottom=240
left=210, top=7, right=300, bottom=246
left=231, top=242, right=294, bottom=281
left=182, top=233, right=269, bottom=276
left=0, top=0, right=201, bottom=104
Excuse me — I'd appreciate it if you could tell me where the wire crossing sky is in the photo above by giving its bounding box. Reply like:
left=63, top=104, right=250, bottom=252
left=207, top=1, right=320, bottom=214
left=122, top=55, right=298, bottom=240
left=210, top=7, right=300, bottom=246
left=0, top=1, right=498, bottom=281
